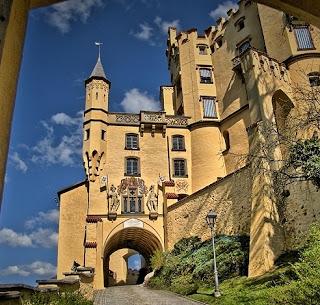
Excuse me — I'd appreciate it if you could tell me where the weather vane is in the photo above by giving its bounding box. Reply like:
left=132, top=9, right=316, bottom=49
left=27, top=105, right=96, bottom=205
left=95, top=42, right=103, bottom=59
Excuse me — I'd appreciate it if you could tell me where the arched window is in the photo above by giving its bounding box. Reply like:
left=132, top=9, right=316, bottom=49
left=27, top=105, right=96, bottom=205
left=125, top=133, right=139, bottom=149
left=223, top=130, right=230, bottom=151
left=172, top=135, right=185, bottom=151
left=125, top=157, right=140, bottom=176
left=96, top=92, right=99, bottom=99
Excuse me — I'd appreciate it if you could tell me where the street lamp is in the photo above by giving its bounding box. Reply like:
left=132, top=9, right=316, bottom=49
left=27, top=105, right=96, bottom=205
left=206, top=210, right=221, bottom=297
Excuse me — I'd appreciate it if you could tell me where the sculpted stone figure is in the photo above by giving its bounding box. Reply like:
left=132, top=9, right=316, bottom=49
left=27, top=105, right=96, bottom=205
left=109, top=184, right=120, bottom=213
left=146, top=185, right=158, bottom=213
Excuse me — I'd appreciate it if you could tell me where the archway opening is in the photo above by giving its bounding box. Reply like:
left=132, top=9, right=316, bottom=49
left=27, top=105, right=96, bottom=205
left=103, top=227, right=162, bottom=287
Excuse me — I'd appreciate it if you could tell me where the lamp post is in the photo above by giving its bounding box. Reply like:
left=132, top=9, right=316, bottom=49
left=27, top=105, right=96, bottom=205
left=206, top=210, right=221, bottom=297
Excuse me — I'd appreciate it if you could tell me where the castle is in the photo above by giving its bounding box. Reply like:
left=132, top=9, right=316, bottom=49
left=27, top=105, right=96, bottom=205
left=56, top=0, right=320, bottom=290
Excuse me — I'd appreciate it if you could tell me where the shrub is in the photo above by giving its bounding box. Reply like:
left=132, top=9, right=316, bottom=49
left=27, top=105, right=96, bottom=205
left=26, top=291, right=93, bottom=305
left=150, top=249, right=166, bottom=271
left=149, top=235, right=249, bottom=295
left=271, top=223, right=320, bottom=304
left=170, top=274, right=199, bottom=295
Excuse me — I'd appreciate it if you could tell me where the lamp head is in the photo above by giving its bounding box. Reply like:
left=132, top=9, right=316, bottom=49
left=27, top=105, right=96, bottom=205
left=206, top=210, right=217, bottom=228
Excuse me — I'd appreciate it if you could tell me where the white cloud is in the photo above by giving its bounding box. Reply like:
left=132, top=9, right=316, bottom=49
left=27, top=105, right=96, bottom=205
left=51, top=112, right=82, bottom=126
left=46, top=0, right=104, bottom=34
left=133, top=23, right=153, bottom=41
left=31, top=112, right=82, bottom=167
left=154, top=16, right=180, bottom=34
left=10, top=152, right=28, bottom=173
left=209, top=1, right=238, bottom=20
left=1, top=261, right=56, bottom=277
left=30, top=228, right=58, bottom=248
left=0, top=228, right=58, bottom=248
left=25, top=209, right=59, bottom=229
left=2, top=265, right=30, bottom=277
left=0, top=228, right=33, bottom=247
left=120, top=88, right=161, bottom=113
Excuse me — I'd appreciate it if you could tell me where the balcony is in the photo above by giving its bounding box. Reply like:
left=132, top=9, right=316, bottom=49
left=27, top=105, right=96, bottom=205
left=140, top=111, right=167, bottom=137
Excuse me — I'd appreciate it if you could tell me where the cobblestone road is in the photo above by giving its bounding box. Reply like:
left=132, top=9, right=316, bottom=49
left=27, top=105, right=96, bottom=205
left=94, top=285, right=204, bottom=305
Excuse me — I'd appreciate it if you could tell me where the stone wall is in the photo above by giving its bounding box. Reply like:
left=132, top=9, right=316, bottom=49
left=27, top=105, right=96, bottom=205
left=166, top=166, right=252, bottom=249
left=283, top=181, right=320, bottom=249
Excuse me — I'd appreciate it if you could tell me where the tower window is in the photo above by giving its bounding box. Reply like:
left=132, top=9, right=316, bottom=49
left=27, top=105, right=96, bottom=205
left=294, top=25, right=314, bottom=50
left=238, top=39, right=251, bottom=55
left=201, top=96, right=217, bottom=118
left=96, top=92, right=98, bottom=99
left=198, top=45, right=208, bottom=55
left=173, top=159, right=187, bottom=177
left=101, top=130, right=106, bottom=140
left=235, top=17, right=245, bottom=31
left=125, top=157, right=140, bottom=176
left=125, top=134, right=139, bottom=150
left=199, top=68, right=213, bottom=84
left=309, top=72, right=320, bottom=87
left=215, top=36, right=223, bottom=48
left=85, top=129, right=90, bottom=140
left=223, top=130, right=230, bottom=152
left=172, top=135, right=185, bottom=151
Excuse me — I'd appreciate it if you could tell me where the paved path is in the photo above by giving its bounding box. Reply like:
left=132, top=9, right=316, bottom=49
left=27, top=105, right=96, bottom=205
left=94, top=285, right=204, bottom=305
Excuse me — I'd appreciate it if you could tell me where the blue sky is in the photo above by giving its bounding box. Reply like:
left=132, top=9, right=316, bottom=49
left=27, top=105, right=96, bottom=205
left=0, top=0, right=237, bottom=285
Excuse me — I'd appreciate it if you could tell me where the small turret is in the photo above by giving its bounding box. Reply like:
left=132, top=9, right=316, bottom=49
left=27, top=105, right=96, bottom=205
left=83, top=44, right=109, bottom=183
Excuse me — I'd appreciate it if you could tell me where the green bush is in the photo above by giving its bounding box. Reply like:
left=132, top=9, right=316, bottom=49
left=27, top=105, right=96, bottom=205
left=170, top=274, right=199, bottom=295
left=150, top=249, right=167, bottom=271
left=26, top=291, right=93, bottom=305
left=149, top=235, right=249, bottom=295
left=271, top=223, right=320, bottom=305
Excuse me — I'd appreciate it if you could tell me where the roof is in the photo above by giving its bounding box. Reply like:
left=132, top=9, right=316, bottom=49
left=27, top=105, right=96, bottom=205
left=90, top=56, right=107, bottom=79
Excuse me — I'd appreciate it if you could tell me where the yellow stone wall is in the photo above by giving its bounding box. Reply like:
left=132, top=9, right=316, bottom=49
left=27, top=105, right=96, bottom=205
left=57, top=183, right=88, bottom=279
left=166, top=166, right=252, bottom=249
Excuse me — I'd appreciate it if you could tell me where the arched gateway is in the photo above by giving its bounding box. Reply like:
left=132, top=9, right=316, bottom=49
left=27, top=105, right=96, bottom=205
left=103, top=226, right=163, bottom=287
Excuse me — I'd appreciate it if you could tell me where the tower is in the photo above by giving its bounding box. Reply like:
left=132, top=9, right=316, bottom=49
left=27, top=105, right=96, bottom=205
left=83, top=50, right=110, bottom=184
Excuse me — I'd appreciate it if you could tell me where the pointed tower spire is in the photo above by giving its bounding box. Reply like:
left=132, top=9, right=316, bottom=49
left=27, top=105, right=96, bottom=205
left=86, top=42, right=110, bottom=85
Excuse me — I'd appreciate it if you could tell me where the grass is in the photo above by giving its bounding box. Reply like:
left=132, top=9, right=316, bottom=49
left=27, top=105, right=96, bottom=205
left=188, top=266, right=289, bottom=305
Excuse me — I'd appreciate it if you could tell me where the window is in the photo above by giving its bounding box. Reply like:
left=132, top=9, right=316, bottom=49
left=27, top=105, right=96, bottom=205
left=173, top=159, right=187, bottom=177
left=101, top=130, right=106, bottom=140
left=201, top=96, right=217, bottom=118
left=199, top=68, right=213, bottom=84
left=235, top=17, right=245, bottom=31
left=126, top=134, right=139, bottom=149
left=215, top=36, right=223, bottom=48
left=125, top=157, right=139, bottom=176
left=96, top=92, right=98, bottom=99
left=172, top=135, right=185, bottom=151
left=309, top=72, right=320, bottom=87
left=294, top=26, right=314, bottom=50
left=223, top=130, right=230, bottom=152
left=122, top=188, right=143, bottom=214
left=177, top=104, right=184, bottom=115
left=238, top=40, right=251, bottom=55
left=85, top=129, right=90, bottom=140
left=198, top=45, right=208, bottom=55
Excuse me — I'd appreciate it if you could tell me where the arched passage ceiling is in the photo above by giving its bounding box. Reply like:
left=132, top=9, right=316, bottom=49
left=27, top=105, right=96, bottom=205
left=104, top=228, right=163, bottom=259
